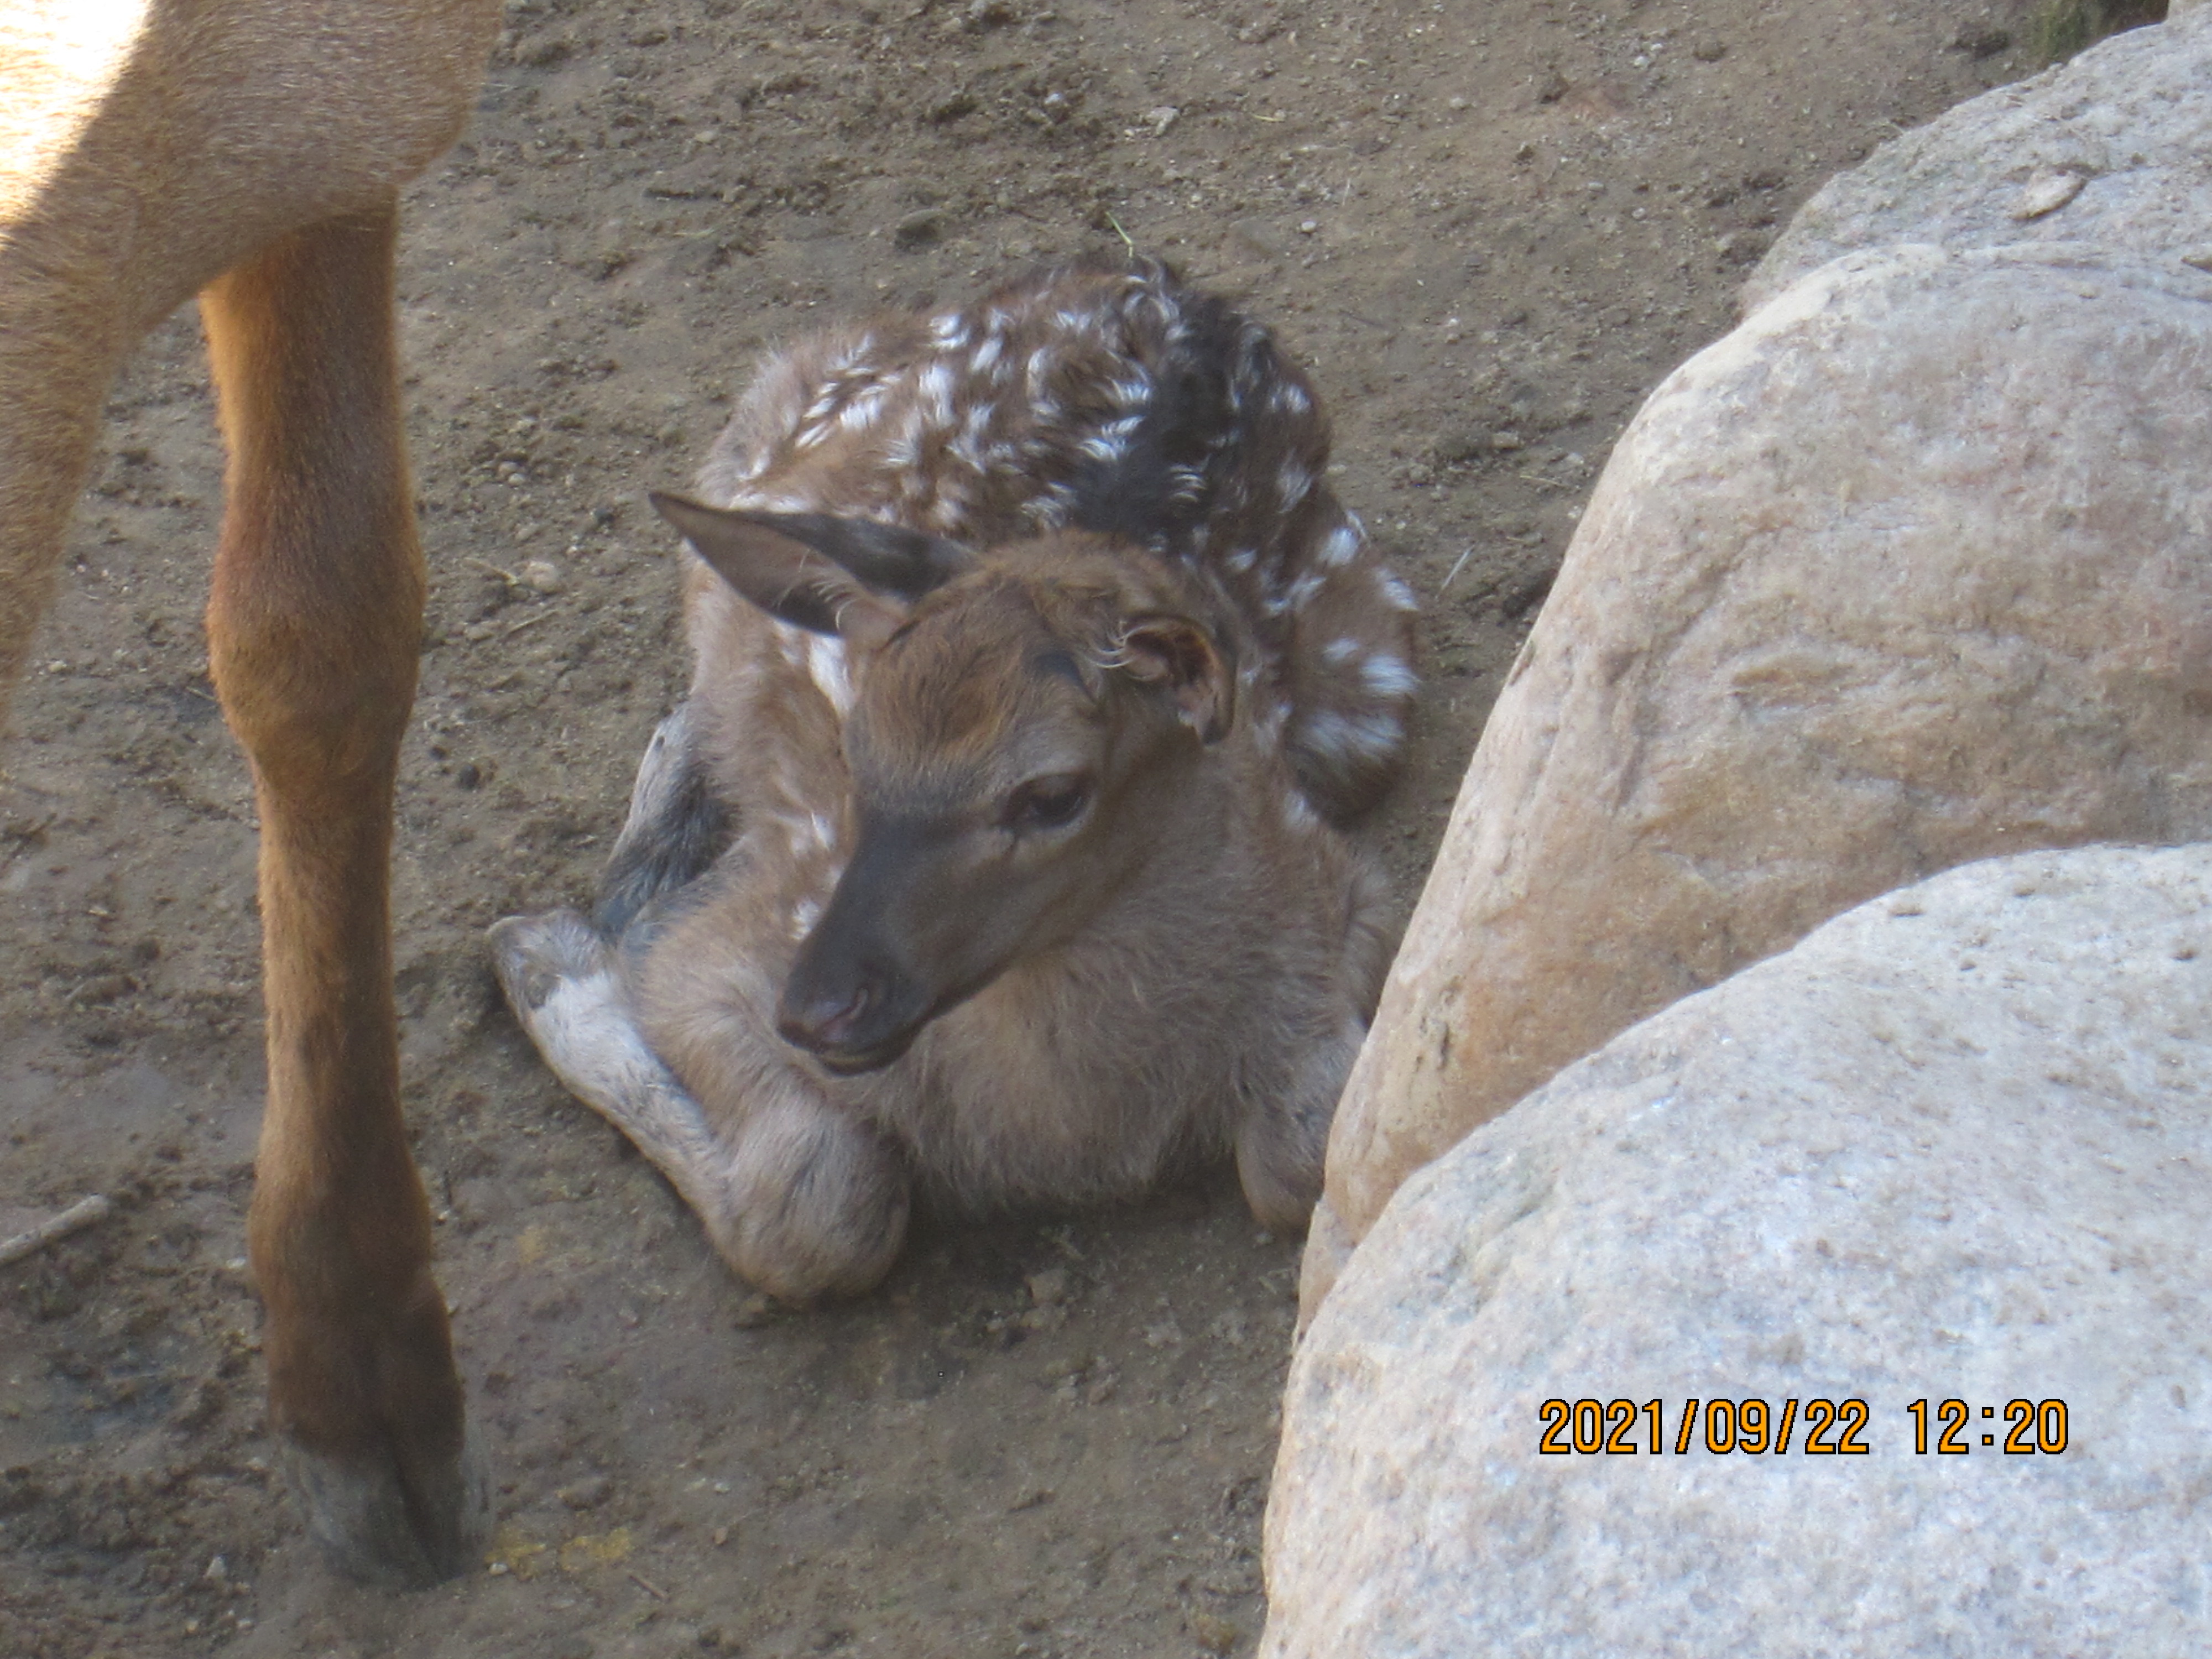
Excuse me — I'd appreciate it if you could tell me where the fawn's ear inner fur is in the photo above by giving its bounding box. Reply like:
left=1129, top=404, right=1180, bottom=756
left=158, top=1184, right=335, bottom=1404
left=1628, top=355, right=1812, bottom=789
left=650, top=490, right=976, bottom=640
left=1117, top=612, right=1236, bottom=743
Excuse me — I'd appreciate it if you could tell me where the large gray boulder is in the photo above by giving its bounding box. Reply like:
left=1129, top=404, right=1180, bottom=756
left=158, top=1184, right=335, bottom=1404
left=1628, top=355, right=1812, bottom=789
left=1264, top=844, right=2212, bottom=1658
left=1747, top=4, right=2212, bottom=310
left=1305, top=9, right=2212, bottom=1316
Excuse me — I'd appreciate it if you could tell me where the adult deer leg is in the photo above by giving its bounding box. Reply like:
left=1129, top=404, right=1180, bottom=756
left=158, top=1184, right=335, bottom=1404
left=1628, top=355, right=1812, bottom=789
left=0, top=249, right=118, bottom=697
left=201, top=196, right=487, bottom=1585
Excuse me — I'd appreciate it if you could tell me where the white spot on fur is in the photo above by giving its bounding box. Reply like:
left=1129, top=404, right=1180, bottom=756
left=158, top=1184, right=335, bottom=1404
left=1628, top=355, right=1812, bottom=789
left=1021, top=482, right=1077, bottom=530
left=839, top=385, right=890, bottom=431
left=970, top=335, right=1003, bottom=377
left=726, top=489, right=818, bottom=515
left=1108, top=374, right=1151, bottom=410
left=1360, top=653, right=1418, bottom=699
left=790, top=896, right=822, bottom=941
left=1272, top=381, right=1312, bottom=417
left=1226, top=546, right=1258, bottom=574
left=806, top=633, right=853, bottom=715
left=930, top=312, right=969, bottom=349
left=1277, top=461, right=1311, bottom=510
left=1281, top=790, right=1320, bottom=831
left=919, top=361, right=956, bottom=424
left=1285, top=571, right=1327, bottom=613
left=1376, top=567, right=1419, bottom=612
left=1079, top=427, right=1129, bottom=465
left=1318, top=523, right=1361, bottom=568
left=1301, top=708, right=1401, bottom=760
left=1321, top=637, right=1361, bottom=666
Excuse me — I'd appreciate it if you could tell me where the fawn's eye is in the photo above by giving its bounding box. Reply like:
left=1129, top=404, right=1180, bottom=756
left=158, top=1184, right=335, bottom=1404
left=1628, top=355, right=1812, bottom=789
left=1001, top=773, right=1091, bottom=833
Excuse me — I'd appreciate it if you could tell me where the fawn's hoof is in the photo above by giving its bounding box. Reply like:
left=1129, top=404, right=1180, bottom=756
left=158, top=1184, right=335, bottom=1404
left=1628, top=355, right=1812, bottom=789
left=279, top=1423, right=492, bottom=1587
left=488, top=907, right=611, bottom=1015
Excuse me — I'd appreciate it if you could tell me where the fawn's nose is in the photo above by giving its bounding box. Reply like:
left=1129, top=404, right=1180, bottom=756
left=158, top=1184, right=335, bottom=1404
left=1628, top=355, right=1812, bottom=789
left=777, top=974, right=877, bottom=1056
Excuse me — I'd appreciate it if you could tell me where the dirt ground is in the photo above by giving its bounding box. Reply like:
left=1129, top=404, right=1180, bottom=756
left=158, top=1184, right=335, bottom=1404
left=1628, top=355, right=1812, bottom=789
left=0, top=2, right=2111, bottom=1654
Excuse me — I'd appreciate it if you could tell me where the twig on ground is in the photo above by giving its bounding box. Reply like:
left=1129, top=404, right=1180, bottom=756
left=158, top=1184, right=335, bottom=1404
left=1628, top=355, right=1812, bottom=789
left=0, top=1194, right=114, bottom=1268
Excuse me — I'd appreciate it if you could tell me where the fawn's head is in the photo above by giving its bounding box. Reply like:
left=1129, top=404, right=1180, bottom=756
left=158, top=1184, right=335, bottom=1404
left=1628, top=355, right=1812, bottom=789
left=654, top=492, right=1240, bottom=1073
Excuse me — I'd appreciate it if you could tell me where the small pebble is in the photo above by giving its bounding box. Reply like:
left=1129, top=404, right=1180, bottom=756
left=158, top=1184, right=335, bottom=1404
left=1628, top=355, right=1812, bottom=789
left=520, top=559, right=565, bottom=595
left=2011, top=169, right=2086, bottom=221
left=732, top=1291, right=777, bottom=1327
left=557, top=1473, right=611, bottom=1510
left=893, top=208, right=945, bottom=249
left=1192, top=1612, right=1241, bottom=1653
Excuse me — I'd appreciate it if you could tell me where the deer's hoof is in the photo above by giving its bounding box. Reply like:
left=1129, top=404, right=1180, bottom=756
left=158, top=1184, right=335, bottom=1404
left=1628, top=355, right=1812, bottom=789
left=278, top=1425, right=492, bottom=1587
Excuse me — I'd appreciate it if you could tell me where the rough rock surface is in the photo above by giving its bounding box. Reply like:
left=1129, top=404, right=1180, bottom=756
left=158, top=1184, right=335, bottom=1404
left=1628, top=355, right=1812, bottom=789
left=1304, top=19, right=2212, bottom=1315
left=1265, top=844, right=2212, bottom=1658
left=1747, top=5, right=2212, bottom=311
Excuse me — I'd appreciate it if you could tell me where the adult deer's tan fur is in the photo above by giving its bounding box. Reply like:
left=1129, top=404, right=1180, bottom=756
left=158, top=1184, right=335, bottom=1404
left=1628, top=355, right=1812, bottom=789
left=2, top=0, right=502, bottom=1584
left=494, top=262, right=1416, bottom=1303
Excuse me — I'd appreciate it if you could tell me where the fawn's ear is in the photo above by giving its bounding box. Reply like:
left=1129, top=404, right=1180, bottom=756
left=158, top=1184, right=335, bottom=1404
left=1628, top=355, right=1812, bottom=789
left=650, top=492, right=977, bottom=648
left=1116, top=612, right=1235, bottom=744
